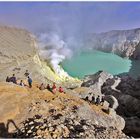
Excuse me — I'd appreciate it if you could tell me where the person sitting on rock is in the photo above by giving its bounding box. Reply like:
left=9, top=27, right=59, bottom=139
left=10, top=74, right=17, bottom=84
left=59, top=86, right=64, bottom=93
left=95, top=96, right=100, bottom=106
left=28, top=76, right=32, bottom=88
left=6, top=76, right=10, bottom=82
left=46, top=84, right=52, bottom=92
left=52, top=82, right=56, bottom=94
left=19, top=80, right=25, bottom=87
left=92, top=96, right=95, bottom=103
left=39, top=83, right=45, bottom=90
left=100, top=95, right=105, bottom=106
left=24, top=70, right=30, bottom=77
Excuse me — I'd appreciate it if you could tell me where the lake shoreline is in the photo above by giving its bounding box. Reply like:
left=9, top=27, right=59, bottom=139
left=61, top=50, right=135, bottom=79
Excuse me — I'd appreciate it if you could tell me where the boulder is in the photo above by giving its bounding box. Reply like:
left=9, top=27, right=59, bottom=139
left=102, top=101, right=110, bottom=110
left=104, top=95, right=119, bottom=110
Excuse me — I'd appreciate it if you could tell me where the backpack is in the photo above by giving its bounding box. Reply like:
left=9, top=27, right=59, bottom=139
left=28, top=78, right=32, bottom=83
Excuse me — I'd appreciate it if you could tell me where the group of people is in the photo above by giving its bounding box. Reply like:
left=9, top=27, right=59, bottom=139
left=5, top=70, right=106, bottom=105
left=85, top=95, right=105, bottom=106
left=5, top=69, right=64, bottom=94
left=6, top=70, right=33, bottom=88
left=38, top=82, right=64, bottom=94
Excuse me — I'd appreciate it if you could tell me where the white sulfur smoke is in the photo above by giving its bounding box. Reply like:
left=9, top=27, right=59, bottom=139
left=38, top=33, right=73, bottom=77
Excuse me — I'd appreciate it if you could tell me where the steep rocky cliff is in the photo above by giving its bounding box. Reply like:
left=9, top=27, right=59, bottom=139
left=79, top=71, right=140, bottom=138
left=87, top=28, right=140, bottom=59
left=81, top=71, right=140, bottom=138
left=101, top=74, right=140, bottom=138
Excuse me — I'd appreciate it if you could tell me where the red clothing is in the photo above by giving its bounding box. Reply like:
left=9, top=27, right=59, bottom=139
left=52, top=84, right=56, bottom=90
left=59, top=87, right=64, bottom=93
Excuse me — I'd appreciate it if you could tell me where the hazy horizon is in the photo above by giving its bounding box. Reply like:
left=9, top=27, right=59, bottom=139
left=0, top=2, right=140, bottom=35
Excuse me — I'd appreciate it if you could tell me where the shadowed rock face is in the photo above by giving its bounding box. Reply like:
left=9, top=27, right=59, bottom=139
left=86, top=28, right=140, bottom=59
left=101, top=74, right=140, bottom=138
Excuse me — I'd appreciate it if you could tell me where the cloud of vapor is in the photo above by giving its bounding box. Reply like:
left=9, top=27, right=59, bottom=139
left=1, top=2, right=140, bottom=76
left=38, top=32, right=73, bottom=76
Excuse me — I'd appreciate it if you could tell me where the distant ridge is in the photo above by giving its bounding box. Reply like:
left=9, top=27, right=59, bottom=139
left=87, top=27, right=140, bottom=59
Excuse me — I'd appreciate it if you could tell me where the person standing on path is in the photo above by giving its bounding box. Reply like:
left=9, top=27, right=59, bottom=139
left=28, top=76, right=32, bottom=88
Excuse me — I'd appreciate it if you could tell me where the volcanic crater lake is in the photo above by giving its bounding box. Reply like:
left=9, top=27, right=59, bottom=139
left=61, top=50, right=133, bottom=79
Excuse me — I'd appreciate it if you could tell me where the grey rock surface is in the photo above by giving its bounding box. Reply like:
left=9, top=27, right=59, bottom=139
left=81, top=71, right=113, bottom=94
left=86, top=28, right=140, bottom=59
left=102, top=74, right=140, bottom=137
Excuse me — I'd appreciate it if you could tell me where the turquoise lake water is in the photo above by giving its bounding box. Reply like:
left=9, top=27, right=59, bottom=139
left=61, top=50, right=133, bottom=79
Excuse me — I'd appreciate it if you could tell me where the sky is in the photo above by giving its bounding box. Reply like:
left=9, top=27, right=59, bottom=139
left=0, top=2, right=140, bottom=34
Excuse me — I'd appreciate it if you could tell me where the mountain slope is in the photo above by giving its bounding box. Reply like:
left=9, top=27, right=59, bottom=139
left=0, top=81, right=127, bottom=138
left=87, top=28, right=140, bottom=59
left=0, top=26, right=79, bottom=86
